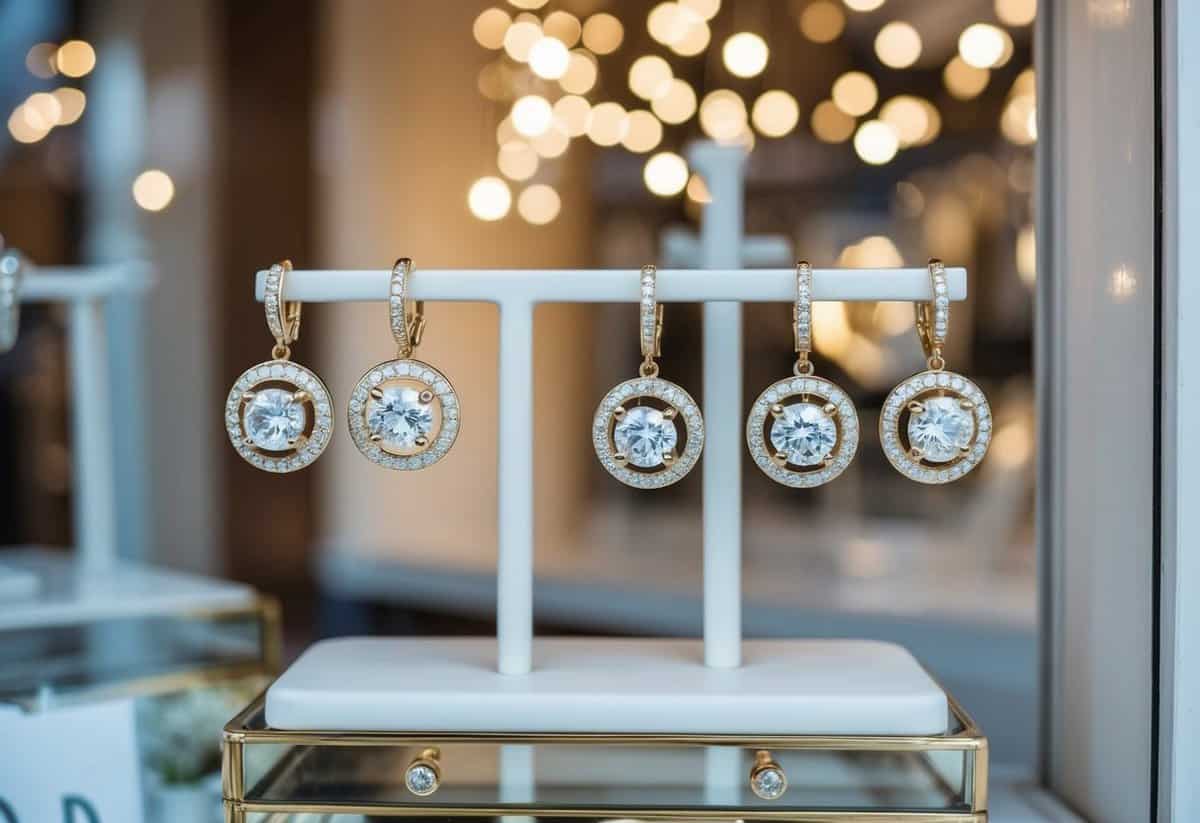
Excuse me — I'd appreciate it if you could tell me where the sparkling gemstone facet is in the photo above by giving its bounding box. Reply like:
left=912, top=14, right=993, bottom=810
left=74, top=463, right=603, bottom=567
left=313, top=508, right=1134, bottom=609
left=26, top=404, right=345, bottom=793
left=908, top=395, right=975, bottom=463
left=769, top=402, right=837, bottom=466
left=243, top=388, right=306, bottom=451
left=613, top=404, right=678, bottom=468
left=367, top=386, right=434, bottom=449
left=405, top=764, right=437, bottom=795
left=752, top=767, right=786, bottom=799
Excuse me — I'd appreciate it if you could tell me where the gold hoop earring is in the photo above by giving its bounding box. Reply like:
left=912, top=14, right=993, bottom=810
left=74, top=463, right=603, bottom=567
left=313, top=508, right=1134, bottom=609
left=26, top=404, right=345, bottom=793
left=592, top=265, right=704, bottom=488
left=747, top=261, right=859, bottom=487
left=347, top=258, right=460, bottom=470
left=880, top=259, right=992, bottom=483
left=225, top=260, right=334, bottom=472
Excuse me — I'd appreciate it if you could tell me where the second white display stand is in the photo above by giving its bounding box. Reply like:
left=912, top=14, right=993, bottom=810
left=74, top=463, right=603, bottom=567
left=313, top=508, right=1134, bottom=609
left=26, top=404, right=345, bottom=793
left=259, top=263, right=966, bottom=736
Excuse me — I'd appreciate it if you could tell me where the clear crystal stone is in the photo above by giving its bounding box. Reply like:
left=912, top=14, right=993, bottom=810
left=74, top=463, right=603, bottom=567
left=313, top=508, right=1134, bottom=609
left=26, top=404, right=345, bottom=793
left=769, top=402, right=837, bottom=466
left=243, top=388, right=306, bottom=451
left=752, top=766, right=786, bottom=799
left=613, top=405, right=678, bottom=468
left=406, top=763, right=437, bottom=795
left=908, top=396, right=975, bottom=463
left=367, top=386, right=434, bottom=449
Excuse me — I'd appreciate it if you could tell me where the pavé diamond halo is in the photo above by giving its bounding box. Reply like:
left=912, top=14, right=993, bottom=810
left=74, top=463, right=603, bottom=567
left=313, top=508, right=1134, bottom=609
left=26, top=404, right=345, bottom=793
left=747, top=375, right=858, bottom=488
left=0, top=246, right=23, bottom=354
left=747, top=262, right=858, bottom=488
left=593, top=376, right=704, bottom=489
left=348, top=258, right=460, bottom=470
left=225, top=259, right=334, bottom=473
left=880, top=370, right=991, bottom=484
left=880, top=259, right=991, bottom=484
left=593, top=265, right=703, bottom=489
left=349, top=358, right=459, bottom=470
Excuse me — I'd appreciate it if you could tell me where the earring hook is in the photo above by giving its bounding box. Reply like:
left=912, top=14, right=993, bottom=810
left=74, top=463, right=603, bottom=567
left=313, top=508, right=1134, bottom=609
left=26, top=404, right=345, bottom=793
left=390, top=258, right=426, bottom=359
left=638, top=264, right=662, bottom=377
left=792, top=260, right=814, bottom=376
left=264, top=259, right=301, bottom=360
left=915, top=258, right=949, bottom=370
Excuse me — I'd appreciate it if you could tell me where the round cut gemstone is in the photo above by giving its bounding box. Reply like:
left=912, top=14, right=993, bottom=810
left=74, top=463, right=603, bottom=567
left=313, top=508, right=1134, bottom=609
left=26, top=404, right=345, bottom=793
left=368, top=386, right=434, bottom=449
left=613, top=405, right=678, bottom=468
left=405, top=763, right=437, bottom=795
left=243, top=388, right=306, bottom=451
left=752, top=766, right=786, bottom=799
left=769, top=402, right=837, bottom=466
left=908, top=395, right=975, bottom=463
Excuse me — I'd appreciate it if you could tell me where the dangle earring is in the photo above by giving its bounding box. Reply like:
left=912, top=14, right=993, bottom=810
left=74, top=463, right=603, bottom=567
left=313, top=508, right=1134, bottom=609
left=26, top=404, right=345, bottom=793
left=225, top=260, right=334, bottom=472
left=880, top=259, right=991, bottom=483
left=592, top=265, right=704, bottom=488
left=347, top=258, right=460, bottom=470
left=746, top=261, right=859, bottom=487
left=0, top=246, right=23, bottom=354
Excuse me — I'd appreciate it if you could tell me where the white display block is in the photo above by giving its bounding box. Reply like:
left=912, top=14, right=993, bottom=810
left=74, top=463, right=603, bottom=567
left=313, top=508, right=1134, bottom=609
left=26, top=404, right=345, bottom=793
left=0, top=547, right=256, bottom=631
left=266, top=637, right=949, bottom=735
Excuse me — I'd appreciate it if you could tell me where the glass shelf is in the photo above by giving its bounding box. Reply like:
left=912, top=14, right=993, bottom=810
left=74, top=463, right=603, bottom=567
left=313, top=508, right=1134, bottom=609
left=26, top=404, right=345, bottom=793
left=223, top=692, right=987, bottom=821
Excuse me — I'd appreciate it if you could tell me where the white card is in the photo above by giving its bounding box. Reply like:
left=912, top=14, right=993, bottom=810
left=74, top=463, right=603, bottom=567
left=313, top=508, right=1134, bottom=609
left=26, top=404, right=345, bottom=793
left=0, top=699, right=143, bottom=822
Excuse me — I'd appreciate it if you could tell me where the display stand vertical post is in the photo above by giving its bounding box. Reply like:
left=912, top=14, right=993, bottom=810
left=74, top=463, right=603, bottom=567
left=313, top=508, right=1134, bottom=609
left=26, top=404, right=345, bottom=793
left=688, top=143, right=746, bottom=671
left=497, top=301, right=535, bottom=676
left=688, top=143, right=748, bottom=807
left=67, top=298, right=118, bottom=570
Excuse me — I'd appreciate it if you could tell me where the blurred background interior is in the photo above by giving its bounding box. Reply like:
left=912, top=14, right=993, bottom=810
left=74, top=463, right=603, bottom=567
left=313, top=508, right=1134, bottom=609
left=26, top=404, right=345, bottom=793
left=0, top=0, right=1037, bottom=773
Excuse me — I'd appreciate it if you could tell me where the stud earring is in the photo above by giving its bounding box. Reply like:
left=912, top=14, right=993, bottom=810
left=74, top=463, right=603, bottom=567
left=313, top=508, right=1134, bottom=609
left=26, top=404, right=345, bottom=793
left=747, top=261, right=859, bottom=487
left=0, top=247, right=23, bottom=354
left=749, top=750, right=787, bottom=800
left=225, top=260, right=334, bottom=472
left=592, top=265, right=704, bottom=488
left=347, top=258, right=460, bottom=470
left=880, top=259, right=991, bottom=483
left=404, top=747, right=442, bottom=796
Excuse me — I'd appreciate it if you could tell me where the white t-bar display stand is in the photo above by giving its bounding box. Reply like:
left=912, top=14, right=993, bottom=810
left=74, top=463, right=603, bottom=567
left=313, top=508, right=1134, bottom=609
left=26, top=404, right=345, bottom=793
left=17, top=264, right=152, bottom=570
left=260, top=262, right=966, bottom=735
left=3, top=264, right=260, bottom=632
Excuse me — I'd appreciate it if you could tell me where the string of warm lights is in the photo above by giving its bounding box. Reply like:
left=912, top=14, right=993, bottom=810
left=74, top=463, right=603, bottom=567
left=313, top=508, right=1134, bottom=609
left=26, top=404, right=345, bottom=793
left=467, top=0, right=1037, bottom=225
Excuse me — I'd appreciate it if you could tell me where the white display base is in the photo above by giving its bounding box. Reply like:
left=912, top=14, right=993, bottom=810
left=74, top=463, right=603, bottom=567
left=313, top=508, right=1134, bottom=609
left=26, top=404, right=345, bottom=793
left=266, top=637, right=949, bottom=735
left=0, top=547, right=257, bottom=630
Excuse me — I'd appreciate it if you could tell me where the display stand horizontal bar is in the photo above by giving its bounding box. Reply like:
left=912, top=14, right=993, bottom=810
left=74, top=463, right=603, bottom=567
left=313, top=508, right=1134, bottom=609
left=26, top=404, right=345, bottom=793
left=20, top=263, right=153, bottom=301
left=253, top=267, right=967, bottom=304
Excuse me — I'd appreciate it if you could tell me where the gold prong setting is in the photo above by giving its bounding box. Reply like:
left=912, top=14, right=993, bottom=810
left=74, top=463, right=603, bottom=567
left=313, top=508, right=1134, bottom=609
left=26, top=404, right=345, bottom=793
left=593, top=377, right=703, bottom=489
left=225, top=359, right=333, bottom=473
left=880, top=369, right=991, bottom=483
left=747, top=375, right=858, bottom=488
left=348, top=358, right=459, bottom=470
